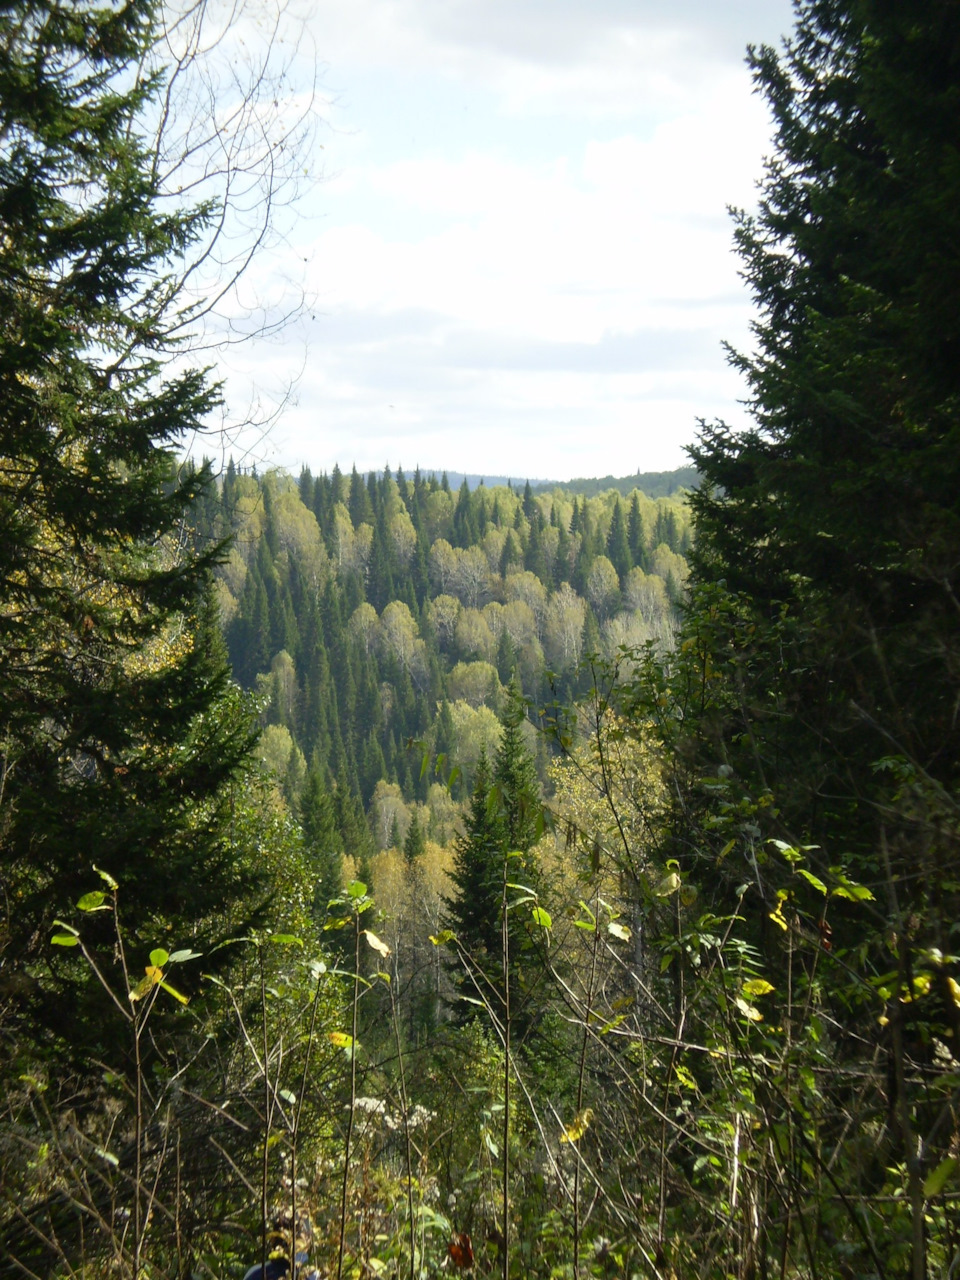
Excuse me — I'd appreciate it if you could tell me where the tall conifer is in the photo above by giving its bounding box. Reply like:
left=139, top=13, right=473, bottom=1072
left=0, top=0, right=263, bottom=1049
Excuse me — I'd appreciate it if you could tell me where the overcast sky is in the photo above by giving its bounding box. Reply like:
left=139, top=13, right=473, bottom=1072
left=223, top=0, right=797, bottom=482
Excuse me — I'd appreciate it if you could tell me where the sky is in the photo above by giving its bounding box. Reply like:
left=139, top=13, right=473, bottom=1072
left=217, top=0, right=797, bottom=483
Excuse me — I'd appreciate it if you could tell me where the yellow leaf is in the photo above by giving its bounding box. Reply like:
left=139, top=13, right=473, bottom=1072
left=329, top=1031, right=354, bottom=1049
left=734, top=996, right=763, bottom=1022
left=158, top=979, right=189, bottom=1005
left=559, top=1107, right=594, bottom=1144
left=769, top=890, right=789, bottom=931
left=130, top=965, right=163, bottom=1002
left=742, top=979, right=775, bottom=998
left=364, top=930, right=391, bottom=959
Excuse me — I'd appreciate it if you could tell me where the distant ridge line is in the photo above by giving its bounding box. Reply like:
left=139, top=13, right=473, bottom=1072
left=283, top=462, right=699, bottom=499
left=531, top=465, right=700, bottom=500
left=410, top=465, right=699, bottom=497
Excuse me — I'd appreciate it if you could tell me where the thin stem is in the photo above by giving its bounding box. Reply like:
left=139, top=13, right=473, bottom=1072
left=501, top=858, right=510, bottom=1280
left=388, top=975, right=417, bottom=1280
left=337, top=915, right=362, bottom=1280
left=260, top=942, right=270, bottom=1280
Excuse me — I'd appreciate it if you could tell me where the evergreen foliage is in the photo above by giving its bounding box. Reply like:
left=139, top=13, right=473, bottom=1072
left=0, top=0, right=263, bottom=1051
left=443, top=682, right=544, bottom=1020
left=624, top=3, right=960, bottom=1273
left=212, top=462, right=687, bottom=826
left=688, top=0, right=960, bottom=920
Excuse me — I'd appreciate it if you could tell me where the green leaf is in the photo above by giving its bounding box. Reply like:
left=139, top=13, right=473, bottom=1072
left=51, top=934, right=79, bottom=947
left=158, top=979, right=189, bottom=1005
left=830, top=873, right=875, bottom=901
left=93, top=866, right=118, bottom=891
left=608, top=921, right=632, bottom=942
left=268, top=933, right=303, bottom=946
left=597, top=1013, right=627, bottom=1035
left=429, top=929, right=455, bottom=946
left=796, top=868, right=827, bottom=895
left=531, top=906, right=552, bottom=929
left=279, top=1088, right=297, bottom=1106
left=923, top=1157, right=958, bottom=1198
left=655, top=871, right=681, bottom=897
left=149, top=948, right=169, bottom=968
left=77, top=891, right=108, bottom=912
left=347, top=881, right=367, bottom=899
left=167, top=949, right=201, bottom=964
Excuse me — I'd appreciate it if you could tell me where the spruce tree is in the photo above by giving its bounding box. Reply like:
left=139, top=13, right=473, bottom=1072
left=444, top=681, right=544, bottom=1018
left=688, top=0, right=960, bottom=894
left=605, top=495, right=632, bottom=583
left=670, top=4, right=960, bottom=1271
left=403, top=810, right=426, bottom=865
left=0, top=0, right=264, bottom=1048
left=493, top=678, right=541, bottom=866
left=444, top=751, right=504, bottom=976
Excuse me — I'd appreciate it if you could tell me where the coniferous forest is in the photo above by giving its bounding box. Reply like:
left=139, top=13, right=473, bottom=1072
left=2, top=2, right=960, bottom=1279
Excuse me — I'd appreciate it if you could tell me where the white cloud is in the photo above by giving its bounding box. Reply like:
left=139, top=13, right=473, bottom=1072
left=208, top=0, right=793, bottom=479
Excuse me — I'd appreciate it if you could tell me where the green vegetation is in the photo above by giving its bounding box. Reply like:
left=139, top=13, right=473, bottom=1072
left=191, top=460, right=690, bottom=833
left=3, top=1, right=959, bottom=1278
left=532, top=465, right=699, bottom=500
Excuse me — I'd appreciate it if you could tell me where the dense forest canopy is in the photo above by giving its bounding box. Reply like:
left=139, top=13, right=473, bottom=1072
left=2, top=2, right=960, bottom=1279
left=193, top=461, right=691, bottom=823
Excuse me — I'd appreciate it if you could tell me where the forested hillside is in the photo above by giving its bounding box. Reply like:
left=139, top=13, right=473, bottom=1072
left=192, top=463, right=690, bottom=832
left=3, top=1, right=960, bottom=1279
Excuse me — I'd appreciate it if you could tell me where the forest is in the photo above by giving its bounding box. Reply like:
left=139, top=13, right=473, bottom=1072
left=2, top=1, right=960, bottom=1279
